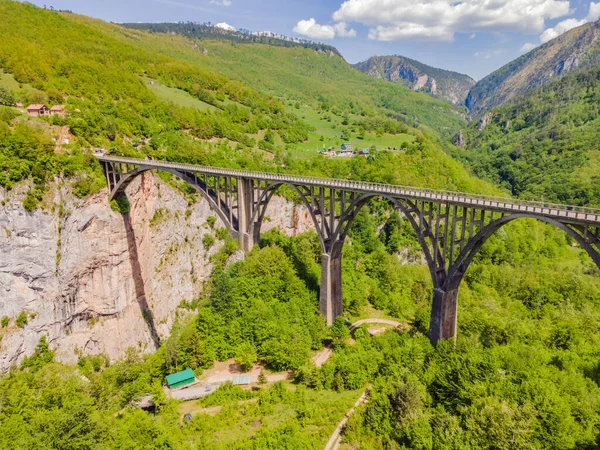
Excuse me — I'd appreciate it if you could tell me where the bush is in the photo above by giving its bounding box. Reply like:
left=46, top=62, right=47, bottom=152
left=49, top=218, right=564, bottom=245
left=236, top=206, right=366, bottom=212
left=1, top=316, right=9, bottom=328
left=110, top=194, right=130, bottom=214
left=206, top=216, right=217, bottom=228
left=16, top=311, right=28, bottom=328
left=202, top=234, right=215, bottom=251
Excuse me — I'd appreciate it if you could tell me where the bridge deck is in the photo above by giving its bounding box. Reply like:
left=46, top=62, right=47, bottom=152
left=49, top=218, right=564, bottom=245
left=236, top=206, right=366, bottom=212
left=96, top=155, right=600, bottom=226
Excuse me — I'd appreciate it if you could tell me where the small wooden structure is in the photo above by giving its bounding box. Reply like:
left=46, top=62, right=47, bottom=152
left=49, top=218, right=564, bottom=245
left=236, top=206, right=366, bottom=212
left=26, top=104, right=49, bottom=116
left=166, top=368, right=196, bottom=389
left=49, top=105, right=66, bottom=117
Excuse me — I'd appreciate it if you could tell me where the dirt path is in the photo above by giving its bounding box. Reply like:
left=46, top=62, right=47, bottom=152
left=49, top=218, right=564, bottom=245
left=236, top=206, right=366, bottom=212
left=197, top=359, right=292, bottom=385
left=311, top=318, right=406, bottom=368
left=349, top=318, right=405, bottom=331
left=324, top=387, right=371, bottom=450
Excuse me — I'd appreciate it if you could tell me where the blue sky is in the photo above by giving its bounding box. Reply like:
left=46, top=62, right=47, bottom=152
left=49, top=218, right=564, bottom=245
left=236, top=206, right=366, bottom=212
left=27, top=0, right=600, bottom=80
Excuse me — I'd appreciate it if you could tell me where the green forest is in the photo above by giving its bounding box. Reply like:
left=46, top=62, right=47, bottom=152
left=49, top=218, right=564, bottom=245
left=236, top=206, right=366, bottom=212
left=1, top=0, right=600, bottom=448
left=457, top=67, right=600, bottom=207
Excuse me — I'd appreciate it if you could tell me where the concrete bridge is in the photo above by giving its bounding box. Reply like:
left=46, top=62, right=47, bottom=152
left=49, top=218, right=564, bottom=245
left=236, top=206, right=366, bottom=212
left=96, top=155, right=600, bottom=345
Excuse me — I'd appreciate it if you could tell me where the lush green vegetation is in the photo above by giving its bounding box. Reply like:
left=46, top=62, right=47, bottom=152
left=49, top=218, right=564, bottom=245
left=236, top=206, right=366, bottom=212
left=458, top=67, right=600, bottom=206
left=81, top=17, right=468, bottom=140
left=2, top=2, right=600, bottom=449
left=2, top=200, right=600, bottom=448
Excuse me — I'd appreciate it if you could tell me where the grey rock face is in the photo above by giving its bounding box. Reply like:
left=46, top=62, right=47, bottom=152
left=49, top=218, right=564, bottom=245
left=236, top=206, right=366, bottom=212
left=0, top=174, right=312, bottom=372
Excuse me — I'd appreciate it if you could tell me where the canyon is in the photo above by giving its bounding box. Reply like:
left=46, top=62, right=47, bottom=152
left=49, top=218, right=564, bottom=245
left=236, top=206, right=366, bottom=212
left=0, top=174, right=313, bottom=372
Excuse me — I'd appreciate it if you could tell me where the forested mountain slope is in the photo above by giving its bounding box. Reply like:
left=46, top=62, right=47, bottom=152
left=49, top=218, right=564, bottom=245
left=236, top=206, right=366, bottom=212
left=2, top=2, right=600, bottom=449
left=458, top=66, right=600, bottom=206
left=466, top=19, right=600, bottom=116
left=0, top=0, right=494, bottom=215
left=354, top=55, right=475, bottom=106
left=118, top=22, right=468, bottom=137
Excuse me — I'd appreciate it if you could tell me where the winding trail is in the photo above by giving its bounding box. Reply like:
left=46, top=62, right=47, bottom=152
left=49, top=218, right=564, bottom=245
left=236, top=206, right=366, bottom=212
left=324, top=387, right=371, bottom=450
left=311, top=318, right=404, bottom=368
left=349, top=318, right=404, bottom=331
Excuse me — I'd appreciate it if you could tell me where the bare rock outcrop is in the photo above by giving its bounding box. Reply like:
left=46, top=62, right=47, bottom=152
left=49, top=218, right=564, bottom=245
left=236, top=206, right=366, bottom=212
left=0, top=173, right=311, bottom=372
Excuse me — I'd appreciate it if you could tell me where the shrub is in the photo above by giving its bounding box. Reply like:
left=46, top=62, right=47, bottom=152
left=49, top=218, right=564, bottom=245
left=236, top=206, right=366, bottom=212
left=110, top=194, right=130, bottom=214
left=1, top=316, right=9, bottom=328
left=16, top=311, right=28, bottom=328
left=202, top=234, right=215, bottom=250
left=206, top=216, right=217, bottom=228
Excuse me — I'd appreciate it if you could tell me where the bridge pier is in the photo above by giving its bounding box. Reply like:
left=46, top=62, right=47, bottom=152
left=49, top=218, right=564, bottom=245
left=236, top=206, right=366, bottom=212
left=320, top=252, right=343, bottom=326
left=237, top=177, right=255, bottom=252
left=429, top=287, right=459, bottom=344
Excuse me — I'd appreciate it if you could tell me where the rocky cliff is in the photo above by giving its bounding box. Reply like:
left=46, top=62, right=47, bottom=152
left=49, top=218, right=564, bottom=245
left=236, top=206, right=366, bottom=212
left=0, top=174, right=314, bottom=372
left=466, top=20, right=600, bottom=116
left=354, top=55, right=475, bottom=106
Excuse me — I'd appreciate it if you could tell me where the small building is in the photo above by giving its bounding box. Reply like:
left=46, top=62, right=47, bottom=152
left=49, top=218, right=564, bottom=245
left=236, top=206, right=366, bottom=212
left=336, top=149, right=354, bottom=157
left=232, top=375, right=251, bottom=388
left=166, top=368, right=196, bottom=389
left=358, top=148, right=370, bottom=156
left=26, top=104, right=49, bottom=116
left=49, top=105, right=66, bottom=117
left=340, top=143, right=353, bottom=152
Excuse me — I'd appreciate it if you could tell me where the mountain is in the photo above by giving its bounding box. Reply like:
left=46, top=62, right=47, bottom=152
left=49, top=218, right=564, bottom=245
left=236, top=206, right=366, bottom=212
left=122, top=22, right=343, bottom=56
left=457, top=66, right=600, bottom=206
left=466, top=19, right=600, bottom=116
left=354, top=55, right=475, bottom=106
left=120, top=23, right=467, bottom=139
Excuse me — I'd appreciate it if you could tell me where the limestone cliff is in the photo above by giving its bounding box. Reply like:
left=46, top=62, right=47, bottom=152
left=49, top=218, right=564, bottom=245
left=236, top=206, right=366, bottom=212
left=0, top=174, right=313, bottom=372
left=466, top=20, right=600, bottom=116
left=354, top=55, right=475, bottom=106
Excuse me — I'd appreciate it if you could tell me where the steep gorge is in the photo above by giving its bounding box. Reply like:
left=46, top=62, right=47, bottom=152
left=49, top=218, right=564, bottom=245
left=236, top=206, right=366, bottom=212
left=0, top=175, right=313, bottom=372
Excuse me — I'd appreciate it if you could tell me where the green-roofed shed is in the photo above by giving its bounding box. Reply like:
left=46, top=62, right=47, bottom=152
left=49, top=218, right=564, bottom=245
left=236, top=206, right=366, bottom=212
left=166, top=368, right=195, bottom=389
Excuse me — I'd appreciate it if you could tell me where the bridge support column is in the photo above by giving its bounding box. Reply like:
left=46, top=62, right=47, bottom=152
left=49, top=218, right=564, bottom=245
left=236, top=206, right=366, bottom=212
left=237, top=177, right=255, bottom=252
left=320, top=252, right=343, bottom=326
left=429, top=287, right=459, bottom=345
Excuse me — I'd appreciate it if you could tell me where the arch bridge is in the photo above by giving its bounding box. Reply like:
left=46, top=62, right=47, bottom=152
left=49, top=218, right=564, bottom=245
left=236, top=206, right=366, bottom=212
left=96, top=155, right=600, bottom=345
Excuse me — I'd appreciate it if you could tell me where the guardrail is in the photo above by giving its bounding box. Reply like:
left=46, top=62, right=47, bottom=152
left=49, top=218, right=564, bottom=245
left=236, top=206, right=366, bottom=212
left=95, top=155, right=600, bottom=224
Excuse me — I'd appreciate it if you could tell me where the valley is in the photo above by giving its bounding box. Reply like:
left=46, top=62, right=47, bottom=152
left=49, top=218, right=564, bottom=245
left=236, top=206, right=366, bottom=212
left=1, top=1, right=600, bottom=449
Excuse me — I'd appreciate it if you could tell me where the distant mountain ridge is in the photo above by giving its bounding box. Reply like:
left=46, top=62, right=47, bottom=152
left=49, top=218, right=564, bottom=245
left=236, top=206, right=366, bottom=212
left=354, top=55, right=475, bottom=106
left=466, top=19, right=600, bottom=116
left=122, top=22, right=342, bottom=56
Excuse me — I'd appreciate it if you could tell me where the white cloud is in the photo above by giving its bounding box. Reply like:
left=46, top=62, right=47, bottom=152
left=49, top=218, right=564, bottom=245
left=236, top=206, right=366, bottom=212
left=210, top=0, right=231, bottom=5
left=334, top=22, right=357, bottom=37
left=520, top=42, right=537, bottom=52
left=331, top=0, right=570, bottom=42
left=293, top=18, right=356, bottom=39
left=536, top=2, right=599, bottom=44
left=215, top=22, right=236, bottom=31
left=587, top=1, right=600, bottom=21
left=540, top=17, right=586, bottom=42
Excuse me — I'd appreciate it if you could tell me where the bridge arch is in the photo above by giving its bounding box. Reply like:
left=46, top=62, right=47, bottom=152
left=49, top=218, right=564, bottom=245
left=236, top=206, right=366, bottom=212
left=445, top=214, right=600, bottom=292
left=429, top=213, right=600, bottom=345
left=109, top=166, right=237, bottom=237
left=248, top=182, right=328, bottom=252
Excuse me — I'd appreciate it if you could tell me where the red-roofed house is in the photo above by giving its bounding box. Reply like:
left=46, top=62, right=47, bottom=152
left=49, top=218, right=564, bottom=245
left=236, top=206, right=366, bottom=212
left=49, top=105, right=66, bottom=117
left=26, top=104, right=49, bottom=116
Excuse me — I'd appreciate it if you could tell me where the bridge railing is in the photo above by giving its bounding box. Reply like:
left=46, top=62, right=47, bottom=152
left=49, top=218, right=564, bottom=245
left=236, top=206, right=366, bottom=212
left=96, top=155, right=600, bottom=221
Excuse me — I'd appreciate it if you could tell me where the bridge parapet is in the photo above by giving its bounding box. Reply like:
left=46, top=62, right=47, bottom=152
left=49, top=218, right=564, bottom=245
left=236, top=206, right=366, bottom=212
left=95, top=155, right=600, bottom=345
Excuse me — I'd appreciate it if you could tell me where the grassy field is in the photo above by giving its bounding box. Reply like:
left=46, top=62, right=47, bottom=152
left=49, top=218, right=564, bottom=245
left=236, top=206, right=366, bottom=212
left=293, top=103, right=415, bottom=156
left=143, top=77, right=217, bottom=111
left=176, top=383, right=362, bottom=448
